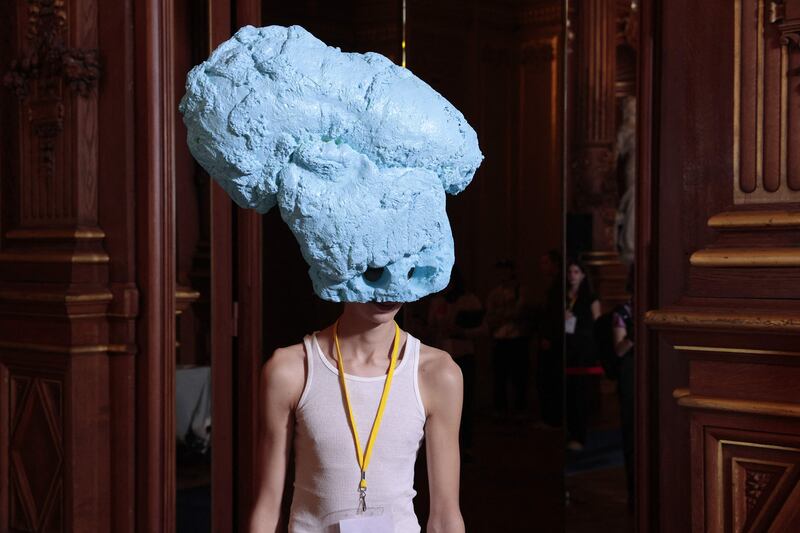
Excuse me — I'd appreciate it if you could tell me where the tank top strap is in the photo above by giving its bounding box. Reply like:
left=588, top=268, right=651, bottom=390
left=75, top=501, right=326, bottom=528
left=297, top=335, right=316, bottom=410
left=408, top=334, right=427, bottom=418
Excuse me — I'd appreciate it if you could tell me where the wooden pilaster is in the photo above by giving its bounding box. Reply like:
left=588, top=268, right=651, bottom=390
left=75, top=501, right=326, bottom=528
left=570, top=0, right=618, bottom=250
left=0, top=0, right=111, bottom=531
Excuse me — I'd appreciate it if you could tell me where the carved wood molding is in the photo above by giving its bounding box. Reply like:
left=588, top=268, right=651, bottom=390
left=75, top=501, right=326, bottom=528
left=0, top=251, right=109, bottom=263
left=569, top=0, right=618, bottom=245
left=3, top=0, right=100, bottom=99
left=646, top=308, right=800, bottom=333
left=0, top=341, right=110, bottom=354
left=174, top=286, right=200, bottom=315
left=734, top=459, right=789, bottom=531
left=616, top=0, right=639, bottom=48
left=693, top=422, right=800, bottom=532
left=674, top=388, right=800, bottom=417
left=674, top=344, right=800, bottom=357
left=8, top=375, right=64, bottom=530
left=0, top=289, right=112, bottom=303
left=708, top=210, right=800, bottom=229
left=771, top=0, right=800, bottom=47
left=734, top=0, right=800, bottom=204
left=5, top=228, right=106, bottom=239
left=2, top=0, right=102, bottom=228
left=0, top=2, right=112, bottom=531
left=690, top=247, right=800, bottom=267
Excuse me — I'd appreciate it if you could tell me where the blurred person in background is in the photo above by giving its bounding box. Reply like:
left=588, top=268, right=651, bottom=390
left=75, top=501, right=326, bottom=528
left=486, top=260, right=533, bottom=419
left=564, top=259, right=600, bottom=450
left=428, top=267, right=485, bottom=460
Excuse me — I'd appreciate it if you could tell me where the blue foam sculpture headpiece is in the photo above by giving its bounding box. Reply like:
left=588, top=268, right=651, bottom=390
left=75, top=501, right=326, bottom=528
left=180, top=25, right=483, bottom=302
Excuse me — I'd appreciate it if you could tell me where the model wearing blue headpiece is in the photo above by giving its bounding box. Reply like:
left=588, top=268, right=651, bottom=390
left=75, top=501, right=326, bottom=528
left=181, top=25, right=482, bottom=533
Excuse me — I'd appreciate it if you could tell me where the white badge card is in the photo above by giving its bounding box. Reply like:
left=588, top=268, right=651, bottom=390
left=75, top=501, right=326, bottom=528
left=565, top=315, right=577, bottom=334
left=338, top=512, right=394, bottom=533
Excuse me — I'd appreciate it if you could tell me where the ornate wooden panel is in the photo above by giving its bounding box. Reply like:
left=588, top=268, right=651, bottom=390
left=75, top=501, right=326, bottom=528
left=734, top=0, right=800, bottom=204
left=639, top=0, right=800, bottom=531
left=3, top=0, right=100, bottom=228
left=9, top=376, right=63, bottom=532
left=0, top=0, right=119, bottom=531
left=569, top=0, right=618, bottom=250
left=690, top=415, right=800, bottom=532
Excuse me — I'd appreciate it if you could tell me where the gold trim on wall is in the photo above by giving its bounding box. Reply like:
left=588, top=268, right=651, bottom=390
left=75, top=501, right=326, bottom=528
left=708, top=210, right=800, bottom=228
left=107, top=344, right=136, bottom=354
left=582, top=259, right=623, bottom=267
left=4, top=228, right=106, bottom=240
left=0, top=341, right=111, bottom=354
left=0, top=290, right=113, bottom=303
left=734, top=0, right=741, bottom=194
left=674, top=345, right=800, bottom=357
left=581, top=251, right=619, bottom=259
left=674, top=390, right=800, bottom=418
left=645, top=308, right=800, bottom=332
left=0, top=252, right=110, bottom=263
left=673, top=387, right=690, bottom=399
left=175, top=289, right=201, bottom=300
left=690, top=247, right=800, bottom=267
left=721, top=440, right=800, bottom=453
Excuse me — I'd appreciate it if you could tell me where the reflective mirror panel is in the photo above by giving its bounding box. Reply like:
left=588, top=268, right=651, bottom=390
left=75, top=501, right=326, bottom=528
left=564, top=1, right=637, bottom=531
left=402, top=2, right=567, bottom=530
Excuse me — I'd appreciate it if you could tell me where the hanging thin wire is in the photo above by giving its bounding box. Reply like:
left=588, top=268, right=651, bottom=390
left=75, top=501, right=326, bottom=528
left=402, top=0, right=407, bottom=67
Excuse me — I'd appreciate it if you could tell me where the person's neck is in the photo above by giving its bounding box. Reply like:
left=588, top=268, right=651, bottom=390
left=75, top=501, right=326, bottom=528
left=335, top=311, right=397, bottom=366
left=569, top=284, right=579, bottom=297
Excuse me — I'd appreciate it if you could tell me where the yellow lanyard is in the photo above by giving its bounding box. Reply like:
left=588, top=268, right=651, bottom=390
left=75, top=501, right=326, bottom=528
left=567, top=294, right=577, bottom=312
left=333, top=320, right=401, bottom=512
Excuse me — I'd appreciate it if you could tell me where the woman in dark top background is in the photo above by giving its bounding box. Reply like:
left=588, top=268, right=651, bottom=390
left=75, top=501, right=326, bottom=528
left=564, top=260, right=601, bottom=451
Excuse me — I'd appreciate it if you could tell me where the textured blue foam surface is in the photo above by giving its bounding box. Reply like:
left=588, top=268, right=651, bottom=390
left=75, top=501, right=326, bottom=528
left=180, top=25, right=483, bottom=302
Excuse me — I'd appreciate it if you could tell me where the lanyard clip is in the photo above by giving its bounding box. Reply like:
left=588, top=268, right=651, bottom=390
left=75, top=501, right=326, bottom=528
left=358, top=471, right=367, bottom=512
left=358, top=486, right=367, bottom=513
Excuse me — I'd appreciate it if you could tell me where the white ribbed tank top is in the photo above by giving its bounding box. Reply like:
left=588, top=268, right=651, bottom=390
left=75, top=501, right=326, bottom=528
left=288, top=332, right=426, bottom=533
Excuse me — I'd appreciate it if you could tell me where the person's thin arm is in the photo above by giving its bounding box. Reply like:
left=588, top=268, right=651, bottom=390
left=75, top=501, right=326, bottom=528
left=250, top=349, right=303, bottom=533
left=421, top=351, right=465, bottom=533
left=591, top=299, right=602, bottom=320
left=612, top=325, right=633, bottom=357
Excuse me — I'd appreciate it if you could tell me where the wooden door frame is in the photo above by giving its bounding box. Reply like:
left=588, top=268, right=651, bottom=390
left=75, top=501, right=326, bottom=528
left=134, top=0, right=177, bottom=530
left=207, top=4, right=235, bottom=531
left=234, top=2, right=264, bottom=529
left=634, top=0, right=659, bottom=530
left=135, top=0, right=260, bottom=530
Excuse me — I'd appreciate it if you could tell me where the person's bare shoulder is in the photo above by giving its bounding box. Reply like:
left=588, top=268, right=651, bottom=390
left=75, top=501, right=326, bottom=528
left=418, top=343, right=463, bottom=415
left=260, top=342, right=307, bottom=410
